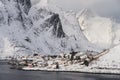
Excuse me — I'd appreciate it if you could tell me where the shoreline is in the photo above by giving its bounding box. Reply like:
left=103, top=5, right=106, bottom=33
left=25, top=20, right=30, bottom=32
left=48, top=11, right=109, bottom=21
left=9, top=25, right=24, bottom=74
left=1, top=60, right=120, bottom=75
left=22, top=67, right=120, bottom=75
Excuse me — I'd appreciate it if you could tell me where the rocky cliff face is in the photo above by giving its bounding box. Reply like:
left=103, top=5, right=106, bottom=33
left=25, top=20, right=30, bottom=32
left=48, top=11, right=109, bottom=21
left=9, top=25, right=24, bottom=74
left=18, top=0, right=31, bottom=14
left=44, top=13, right=65, bottom=38
left=0, top=0, right=102, bottom=56
left=0, top=0, right=32, bottom=28
left=0, top=0, right=32, bottom=56
left=29, top=8, right=65, bottom=38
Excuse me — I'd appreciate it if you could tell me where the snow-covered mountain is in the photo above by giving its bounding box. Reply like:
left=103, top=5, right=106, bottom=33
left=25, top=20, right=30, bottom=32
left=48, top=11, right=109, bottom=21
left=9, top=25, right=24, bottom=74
left=77, top=9, right=114, bottom=49
left=76, top=8, right=120, bottom=69
left=77, top=8, right=120, bottom=49
left=0, top=0, right=32, bottom=56
left=0, top=0, right=103, bottom=57
left=1, top=0, right=120, bottom=72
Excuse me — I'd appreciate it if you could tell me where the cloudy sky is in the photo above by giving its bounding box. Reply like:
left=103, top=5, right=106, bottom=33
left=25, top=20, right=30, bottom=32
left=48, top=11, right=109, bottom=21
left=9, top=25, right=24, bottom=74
left=31, top=0, right=120, bottom=20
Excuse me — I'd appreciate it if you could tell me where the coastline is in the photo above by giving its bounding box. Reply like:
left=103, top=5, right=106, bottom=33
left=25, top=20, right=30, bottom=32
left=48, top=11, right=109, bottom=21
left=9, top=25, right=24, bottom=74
left=22, top=67, right=120, bottom=75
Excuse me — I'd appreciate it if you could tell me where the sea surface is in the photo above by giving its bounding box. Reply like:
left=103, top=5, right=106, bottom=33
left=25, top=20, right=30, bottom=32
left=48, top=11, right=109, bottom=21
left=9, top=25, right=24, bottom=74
left=0, top=61, right=120, bottom=80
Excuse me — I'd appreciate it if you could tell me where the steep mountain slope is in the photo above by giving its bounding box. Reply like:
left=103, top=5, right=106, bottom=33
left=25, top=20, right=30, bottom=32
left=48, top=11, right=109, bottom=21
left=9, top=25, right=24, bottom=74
left=77, top=9, right=114, bottom=49
left=0, top=0, right=32, bottom=56
left=27, top=6, right=102, bottom=55
left=77, top=9, right=120, bottom=69
left=0, top=0, right=103, bottom=57
left=77, top=8, right=120, bottom=50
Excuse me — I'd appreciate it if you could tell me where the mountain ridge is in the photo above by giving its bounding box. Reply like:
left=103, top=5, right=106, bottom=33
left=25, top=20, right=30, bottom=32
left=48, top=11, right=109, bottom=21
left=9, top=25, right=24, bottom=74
left=0, top=0, right=103, bottom=57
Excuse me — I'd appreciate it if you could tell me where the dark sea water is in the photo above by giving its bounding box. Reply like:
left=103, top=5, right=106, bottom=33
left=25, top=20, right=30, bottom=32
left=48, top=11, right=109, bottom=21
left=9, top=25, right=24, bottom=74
left=0, top=62, right=120, bottom=80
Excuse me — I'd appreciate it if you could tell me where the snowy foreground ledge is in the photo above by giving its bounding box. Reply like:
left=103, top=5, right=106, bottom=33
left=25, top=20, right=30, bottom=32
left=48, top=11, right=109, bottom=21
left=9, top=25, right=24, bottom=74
left=22, top=66, right=120, bottom=74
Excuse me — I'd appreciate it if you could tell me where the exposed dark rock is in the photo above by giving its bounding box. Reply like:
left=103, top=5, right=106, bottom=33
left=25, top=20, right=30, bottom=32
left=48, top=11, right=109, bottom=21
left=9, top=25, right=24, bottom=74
left=30, top=8, right=66, bottom=38
left=17, top=0, right=31, bottom=15
left=25, top=37, right=31, bottom=43
left=43, top=13, right=66, bottom=38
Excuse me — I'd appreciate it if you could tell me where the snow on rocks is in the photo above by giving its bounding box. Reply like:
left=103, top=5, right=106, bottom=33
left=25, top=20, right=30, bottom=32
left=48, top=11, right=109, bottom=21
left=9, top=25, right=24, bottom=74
left=77, top=9, right=113, bottom=49
left=0, top=0, right=104, bottom=57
